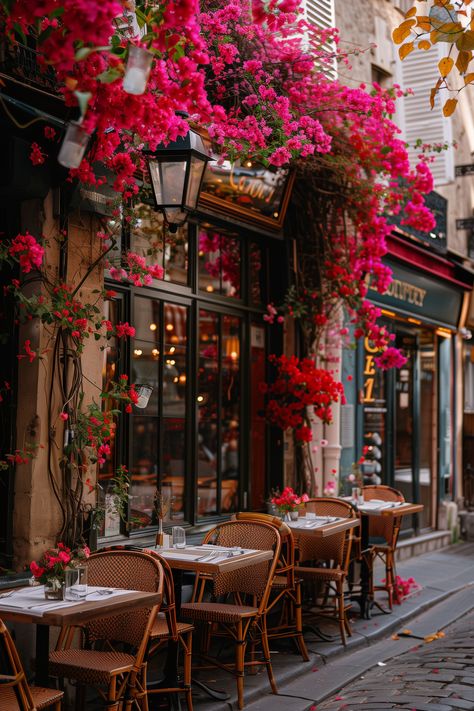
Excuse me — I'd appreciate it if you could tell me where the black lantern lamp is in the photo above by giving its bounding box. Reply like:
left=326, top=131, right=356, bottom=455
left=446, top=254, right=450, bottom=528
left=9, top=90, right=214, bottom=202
left=147, top=123, right=211, bottom=233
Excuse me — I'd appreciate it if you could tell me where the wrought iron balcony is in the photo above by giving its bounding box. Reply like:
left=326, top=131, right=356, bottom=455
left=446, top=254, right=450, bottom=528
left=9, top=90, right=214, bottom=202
left=0, top=41, right=59, bottom=97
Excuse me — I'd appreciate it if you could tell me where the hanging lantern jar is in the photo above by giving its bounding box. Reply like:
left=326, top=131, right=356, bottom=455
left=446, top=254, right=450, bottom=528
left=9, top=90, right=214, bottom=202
left=123, top=44, right=154, bottom=95
left=57, top=121, right=90, bottom=169
left=135, top=384, right=153, bottom=409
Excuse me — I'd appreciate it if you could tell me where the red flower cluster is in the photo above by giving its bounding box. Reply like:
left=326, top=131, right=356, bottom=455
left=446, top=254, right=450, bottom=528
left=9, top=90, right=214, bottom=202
left=271, top=486, right=309, bottom=512
left=374, top=347, right=407, bottom=371
left=7, top=232, right=44, bottom=273
left=261, top=355, right=344, bottom=442
left=109, top=251, right=164, bottom=287
left=30, top=542, right=90, bottom=584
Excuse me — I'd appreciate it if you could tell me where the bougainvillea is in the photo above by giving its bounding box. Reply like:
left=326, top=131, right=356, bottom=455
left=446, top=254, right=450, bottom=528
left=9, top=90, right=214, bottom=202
left=261, top=355, right=345, bottom=443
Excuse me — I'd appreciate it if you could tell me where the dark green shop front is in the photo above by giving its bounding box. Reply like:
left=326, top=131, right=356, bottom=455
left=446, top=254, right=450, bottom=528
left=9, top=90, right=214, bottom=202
left=343, top=256, right=467, bottom=534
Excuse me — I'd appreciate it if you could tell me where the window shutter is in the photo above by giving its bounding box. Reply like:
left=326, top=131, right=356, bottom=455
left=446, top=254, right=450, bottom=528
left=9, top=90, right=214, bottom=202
left=301, top=0, right=337, bottom=79
left=397, top=45, right=454, bottom=186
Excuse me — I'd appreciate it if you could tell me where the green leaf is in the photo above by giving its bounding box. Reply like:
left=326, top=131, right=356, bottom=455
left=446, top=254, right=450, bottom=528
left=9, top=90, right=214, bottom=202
left=12, top=22, right=27, bottom=46
left=73, top=90, right=92, bottom=118
left=96, top=68, right=122, bottom=84
left=135, top=7, right=148, bottom=28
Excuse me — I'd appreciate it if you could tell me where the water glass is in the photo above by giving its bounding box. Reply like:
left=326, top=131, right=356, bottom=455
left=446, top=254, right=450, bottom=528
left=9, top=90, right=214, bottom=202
left=306, top=512, right=316, bottom=520
left=352, top=487, right=361, bottom=504
left=172, top=526, right=186, bottom=549
left=64, top=566, right=88, bottom=601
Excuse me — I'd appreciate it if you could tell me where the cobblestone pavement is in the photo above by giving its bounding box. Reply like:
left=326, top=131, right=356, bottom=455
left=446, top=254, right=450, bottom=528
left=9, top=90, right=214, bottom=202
left=315, top=611, right=474, bottom=711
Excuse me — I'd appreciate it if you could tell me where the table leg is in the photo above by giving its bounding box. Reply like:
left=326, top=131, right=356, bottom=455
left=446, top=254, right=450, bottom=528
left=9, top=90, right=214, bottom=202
left=35, top=624, right=51, bottom=686
left=358, top=515, right=372, bottom=620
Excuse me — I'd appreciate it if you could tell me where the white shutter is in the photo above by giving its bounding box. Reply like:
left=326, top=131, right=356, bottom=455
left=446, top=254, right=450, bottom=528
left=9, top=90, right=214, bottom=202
left=301, top=0, right=337, bottom=79
left=397, top=44, right=454, bottom=186
left=114, top=1, right=142, bottom=38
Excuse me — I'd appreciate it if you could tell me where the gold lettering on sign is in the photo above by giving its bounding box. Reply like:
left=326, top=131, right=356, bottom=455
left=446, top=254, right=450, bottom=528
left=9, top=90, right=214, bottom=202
left=384, top=279, right=427, bottom=307
left=229, top=165, right=277, bottom=205
left=363, top=337, right=378, bottom=403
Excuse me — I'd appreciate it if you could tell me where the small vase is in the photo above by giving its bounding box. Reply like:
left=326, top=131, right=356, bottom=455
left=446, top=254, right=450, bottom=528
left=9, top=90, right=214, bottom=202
left=289, top=510, right=299, bottom=521
left=155, top=518, right=164, bottom=548
left=44, top=578, right=64, bottom=600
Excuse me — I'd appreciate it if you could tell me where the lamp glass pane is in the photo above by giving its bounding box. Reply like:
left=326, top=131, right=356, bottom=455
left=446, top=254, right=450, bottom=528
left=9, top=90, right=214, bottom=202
left=164, top=207, right=188, bottom=225
left=149, top=158, right=187, bottom=206
left=185, top=154, right=208, bottom=209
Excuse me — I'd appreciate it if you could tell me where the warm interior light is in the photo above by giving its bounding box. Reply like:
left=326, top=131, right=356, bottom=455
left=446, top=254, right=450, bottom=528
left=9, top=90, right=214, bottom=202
left=179, top=374, right=186, bottom=383
left=134, top=349, right=143, bottom=356
left=152, top=348, right=160, bottom=357
left=169, top=346, right=176, bottom=354
left=197, top=395, right=204, bottom=402
left=149, top=323, right=157, bottom=331
left=206, top=285, right=214, bottom=292
left=166, top=323, right=174, bottom=331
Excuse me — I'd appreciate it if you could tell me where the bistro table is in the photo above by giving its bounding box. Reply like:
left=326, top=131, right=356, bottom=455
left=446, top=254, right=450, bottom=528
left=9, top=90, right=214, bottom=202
left=355, top=501, right=424, bottom=618
left=0, top=585, right=162, bottom=686
left=155, top=544, right=274, bottom=708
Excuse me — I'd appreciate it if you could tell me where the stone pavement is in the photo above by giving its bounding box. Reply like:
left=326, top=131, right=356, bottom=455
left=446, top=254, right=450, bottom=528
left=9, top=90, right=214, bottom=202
left=315, top=610, right=474, bottom=711
left=191, top=542, right=474, bottom=711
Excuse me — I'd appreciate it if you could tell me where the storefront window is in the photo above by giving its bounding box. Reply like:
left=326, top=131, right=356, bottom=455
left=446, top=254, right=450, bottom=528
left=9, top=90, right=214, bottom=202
left=250, top=242, right=264, bottom=305
left=130, top=203, right=188, bottom=286
left=129, top=297, right=188, bottom=527
left=198, top=309, right=241, bottom=517
left=198, top=227, right=241, bottom=298
left=362, top=336, right=387, bottom=483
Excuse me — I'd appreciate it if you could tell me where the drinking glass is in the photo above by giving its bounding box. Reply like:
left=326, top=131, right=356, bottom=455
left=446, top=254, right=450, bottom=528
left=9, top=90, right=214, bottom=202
left=352, top=487, right=361, bottom=504
left=172, top=526, right=186, bottom=549
left=64, top=566, right=88, bottom=601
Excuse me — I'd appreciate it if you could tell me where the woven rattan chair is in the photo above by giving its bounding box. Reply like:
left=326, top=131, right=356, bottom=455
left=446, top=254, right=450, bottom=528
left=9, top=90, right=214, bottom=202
left=0, top=617, right=63, bottom=710
left=181, top=520, right=281, bottom=710
left=143, top=550, right=194, bottom=711
left=296, top=497, right=356, bottom=646
left=233, top=512, right=309, bottom=662
left=362, top=485, right=405, bottom=609
left=49, top=549, right=163, bottom=711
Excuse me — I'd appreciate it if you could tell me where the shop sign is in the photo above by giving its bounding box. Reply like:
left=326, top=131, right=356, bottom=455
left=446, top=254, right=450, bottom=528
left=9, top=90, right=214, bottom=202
left=199, top=158, right=294, bottom=231
left=369, top=257, right=463, bottom=328
left=455, top=164, right=474, bottom=177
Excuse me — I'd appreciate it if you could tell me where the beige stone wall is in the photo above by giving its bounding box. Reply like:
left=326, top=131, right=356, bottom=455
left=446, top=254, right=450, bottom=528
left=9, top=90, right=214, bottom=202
left=12, top=193, right=104, bottom=570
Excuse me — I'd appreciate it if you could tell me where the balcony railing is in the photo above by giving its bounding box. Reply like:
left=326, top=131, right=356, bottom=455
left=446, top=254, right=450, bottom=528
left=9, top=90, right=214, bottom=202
left=0, top=41, right=59, bottom=97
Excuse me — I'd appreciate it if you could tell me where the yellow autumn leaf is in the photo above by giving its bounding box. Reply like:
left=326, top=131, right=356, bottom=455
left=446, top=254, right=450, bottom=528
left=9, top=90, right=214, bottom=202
left=430, top=77, right=443, bottom=108
left=456, top=30, right=474, bottom=51
left=391, top=634, right=400, bottom=640
left=402, top=629, right=413, bottom=635
left=393, top=19, right=416, bottom=44
left=418, top=16, right=432, bottom=31
left=424, top=634, right=436, bottom=643
left=443, top=98, right=458, bottom=116
left=456, top=49, right=472, bottom=72
left=405, top=6, right=417, bottom=18
left=418, top=39, right=432, bottom=50
left=464, top=72, right=474, bottom=82
left=436, top=631, right=445, bottom=638
left=439, top=56, right=454, bottom=76
left=399, top=42, right=415, bottom=59
left=432, top=21, right=464, bottom=43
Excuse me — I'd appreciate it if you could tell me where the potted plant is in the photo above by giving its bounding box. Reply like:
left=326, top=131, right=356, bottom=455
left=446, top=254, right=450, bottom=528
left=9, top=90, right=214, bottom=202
left=271, top=486, right=309, bottom=521
left=30, top=543, right=90, bottom=599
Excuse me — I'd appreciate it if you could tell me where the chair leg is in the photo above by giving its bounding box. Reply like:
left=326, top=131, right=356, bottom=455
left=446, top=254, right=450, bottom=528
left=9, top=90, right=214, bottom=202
left=337, top=581, right=346, bottom=647
left=260, top=616, right=277, bottom=696
left=182, top=631, right=194, bottom=711
left=54, top=702, right=62, bottom=711
left=294, top=584, right=310, bottom=662
left=385, top=552, right=394, bottom=610
left=235, top=621, right=245, bottom=711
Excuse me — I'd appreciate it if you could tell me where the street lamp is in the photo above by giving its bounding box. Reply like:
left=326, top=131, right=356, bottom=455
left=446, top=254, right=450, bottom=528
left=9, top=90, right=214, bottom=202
left=146, top=126, right=211, bottom=233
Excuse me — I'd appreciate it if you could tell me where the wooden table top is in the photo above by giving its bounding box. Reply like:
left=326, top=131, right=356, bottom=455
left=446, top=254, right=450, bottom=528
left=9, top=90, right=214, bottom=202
left=288, top=517, right=360, bottom=538
left=0, top=588, right=162, bottom=626
left=158, top=546, right=274, bottom=573
left=358, top=502, right=424, bottom=517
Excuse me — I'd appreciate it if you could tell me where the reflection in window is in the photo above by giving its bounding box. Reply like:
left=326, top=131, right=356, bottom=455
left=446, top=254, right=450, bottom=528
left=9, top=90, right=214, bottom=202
left=130, top=298, right=188, bottom=526
left=130, top=202, right=188, bottom=285
left=198, top=227, right=241, bottom=298
left=198, top=309, right=240, bottom=517
left=99, top=298, right=122, bottom=536
left=249, top=242, right=264, bottom=305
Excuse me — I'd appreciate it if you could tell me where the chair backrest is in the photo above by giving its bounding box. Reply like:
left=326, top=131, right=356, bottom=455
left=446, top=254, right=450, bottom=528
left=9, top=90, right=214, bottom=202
left=86, top=549, right=163, bottom=650
left=143, top=550, right=179, bottom=641
left=233, top=512, right=295, bottom=587
left=298, top=497, right=356, bottom=571
left=202, top=520, right=281, bottom=610
left=362, top=485, right=405, bottom=545
left=0, top=618, right=35, bottom=710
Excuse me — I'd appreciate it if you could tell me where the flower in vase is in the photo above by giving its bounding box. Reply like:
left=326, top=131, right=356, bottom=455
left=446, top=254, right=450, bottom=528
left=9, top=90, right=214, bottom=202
left=271, top=486, right=309, bottom=514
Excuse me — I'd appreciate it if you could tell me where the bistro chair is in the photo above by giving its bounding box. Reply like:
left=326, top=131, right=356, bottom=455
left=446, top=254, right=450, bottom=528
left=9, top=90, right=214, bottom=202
left=0, top=617, right=63, bottom=710
left=181, top=520, right=281, bottom=710
left=143, top=550, right=194, bottom=711
left=296, top=497, right=357, bottom=646
left=233, top=512, right=309, bottom=662
left=362, top=485, right=405, bottom=609
left=49, top=549, right=163, bottom=711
